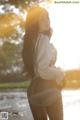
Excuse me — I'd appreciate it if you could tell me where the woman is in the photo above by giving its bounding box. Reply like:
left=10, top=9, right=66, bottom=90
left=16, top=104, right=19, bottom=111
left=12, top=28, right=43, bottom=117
left=22, top=6, right=64, bottom=120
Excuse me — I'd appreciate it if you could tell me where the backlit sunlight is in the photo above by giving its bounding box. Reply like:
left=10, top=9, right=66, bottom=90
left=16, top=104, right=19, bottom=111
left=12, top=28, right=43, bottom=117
left=48, top=4, right=80, bottom=120
left=49, top=4, right=80, bottom=70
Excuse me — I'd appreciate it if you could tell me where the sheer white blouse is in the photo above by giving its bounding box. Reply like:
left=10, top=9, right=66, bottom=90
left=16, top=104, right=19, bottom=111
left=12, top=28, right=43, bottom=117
left=34, top=33, right=64, bottom=85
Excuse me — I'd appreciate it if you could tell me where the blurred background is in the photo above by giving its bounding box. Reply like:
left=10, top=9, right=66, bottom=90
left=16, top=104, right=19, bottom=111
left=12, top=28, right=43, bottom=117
left=0, top=0, right=80, bottom=120
left=0, top=0, right=80, bottom=89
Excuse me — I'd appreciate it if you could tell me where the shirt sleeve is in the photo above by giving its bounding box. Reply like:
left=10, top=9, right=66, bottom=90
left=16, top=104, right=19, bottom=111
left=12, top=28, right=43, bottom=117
left=49, top=44, right=57, bottom=66
left=36, top=34, right=60, bottom=81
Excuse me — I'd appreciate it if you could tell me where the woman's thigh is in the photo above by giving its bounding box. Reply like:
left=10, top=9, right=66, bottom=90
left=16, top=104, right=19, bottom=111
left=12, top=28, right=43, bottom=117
left=46, top=95, right=63, bottom=120
left=29, top=104, right=48, bottom=120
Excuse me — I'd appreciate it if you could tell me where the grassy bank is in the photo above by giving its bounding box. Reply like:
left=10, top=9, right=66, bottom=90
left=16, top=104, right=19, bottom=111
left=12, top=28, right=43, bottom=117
left=0, top=80, right=80, bottom=90
left=0, top=81, right=30, bottom=89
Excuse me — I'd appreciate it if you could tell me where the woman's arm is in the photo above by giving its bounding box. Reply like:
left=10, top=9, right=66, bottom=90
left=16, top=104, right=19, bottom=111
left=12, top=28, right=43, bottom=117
left=49, top=44, right=57, bottom=66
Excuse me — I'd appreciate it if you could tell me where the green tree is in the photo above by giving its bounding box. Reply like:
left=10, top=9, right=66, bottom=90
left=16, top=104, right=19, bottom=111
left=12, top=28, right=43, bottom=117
left=0, top=0, right=49, bottom=82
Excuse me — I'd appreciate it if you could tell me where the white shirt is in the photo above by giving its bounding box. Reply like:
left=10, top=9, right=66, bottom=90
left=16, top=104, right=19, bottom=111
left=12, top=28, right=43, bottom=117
left=35, top=33, right=64, bottom=84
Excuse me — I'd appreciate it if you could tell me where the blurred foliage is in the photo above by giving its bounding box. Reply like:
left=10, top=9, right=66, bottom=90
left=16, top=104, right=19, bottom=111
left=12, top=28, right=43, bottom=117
left=65, top=70, right=80, bottom=81
left=64, top=70, right=80, bottom=89
left=0, top=13, right=24, bottom=37
left=0, top=0, right=50, bottom=37
left=0, top=0, right=42, bottom=83
left=0, top=40, right=25, bottom=79
left=0, top=0, right=44, bottom=6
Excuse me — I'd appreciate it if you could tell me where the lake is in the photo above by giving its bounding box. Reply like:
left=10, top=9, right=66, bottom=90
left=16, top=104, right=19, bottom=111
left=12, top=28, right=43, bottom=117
left=0, top=89, right=80, bottom=120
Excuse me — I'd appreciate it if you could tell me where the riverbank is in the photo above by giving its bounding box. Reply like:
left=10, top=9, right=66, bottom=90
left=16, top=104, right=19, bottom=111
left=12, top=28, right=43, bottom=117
left=0, top=81, right=30, bottom=89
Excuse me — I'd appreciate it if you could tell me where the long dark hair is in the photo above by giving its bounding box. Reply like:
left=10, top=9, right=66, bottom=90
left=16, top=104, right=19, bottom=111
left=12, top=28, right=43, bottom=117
left=22, top=6, right=51, bottom=78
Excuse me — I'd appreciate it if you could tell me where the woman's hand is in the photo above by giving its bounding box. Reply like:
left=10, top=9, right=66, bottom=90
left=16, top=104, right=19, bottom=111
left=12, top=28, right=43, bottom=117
left=55, top=67, right=65, bottom=85
left=55, top=67, right=65, bottom=89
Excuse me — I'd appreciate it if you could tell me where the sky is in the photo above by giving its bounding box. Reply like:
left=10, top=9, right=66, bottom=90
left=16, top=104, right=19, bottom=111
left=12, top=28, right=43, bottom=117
left=49, top=3, right=80, bottom=70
